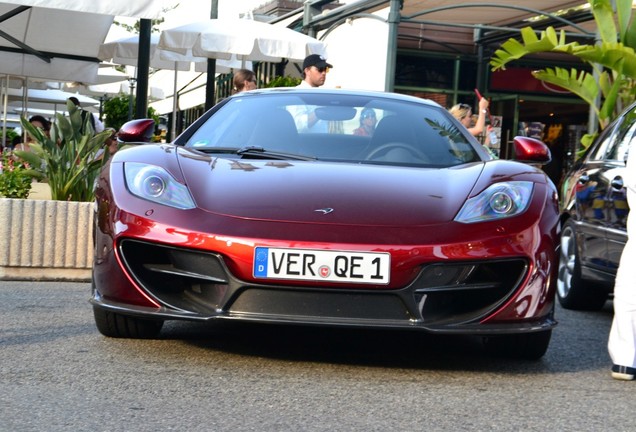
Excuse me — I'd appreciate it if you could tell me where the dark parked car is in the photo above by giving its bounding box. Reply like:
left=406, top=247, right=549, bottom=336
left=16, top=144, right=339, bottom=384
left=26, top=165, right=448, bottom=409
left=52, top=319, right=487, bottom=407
left=558, top=102, right=635, bottom=310
left=91, top=88, right=559, bottom=359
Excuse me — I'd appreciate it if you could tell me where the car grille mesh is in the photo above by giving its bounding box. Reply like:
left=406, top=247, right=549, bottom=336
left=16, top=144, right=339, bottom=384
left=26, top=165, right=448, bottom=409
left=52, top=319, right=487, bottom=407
left=411, top=260, right=527, bottom=324
left=118, top=240, right=527, bottom=325
left=119, top=239, right=230, bottom=314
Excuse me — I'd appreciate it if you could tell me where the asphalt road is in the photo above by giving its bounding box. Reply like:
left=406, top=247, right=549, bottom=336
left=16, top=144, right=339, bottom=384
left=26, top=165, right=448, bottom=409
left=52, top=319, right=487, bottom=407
left=1, top=281, right=635, bottom=432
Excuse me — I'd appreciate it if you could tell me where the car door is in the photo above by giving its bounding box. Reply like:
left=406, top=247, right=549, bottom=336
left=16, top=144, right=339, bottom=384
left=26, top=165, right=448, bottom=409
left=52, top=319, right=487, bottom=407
left=601, top=108, right=636, bottom=271
left=567, top=125, right=618, bottom=275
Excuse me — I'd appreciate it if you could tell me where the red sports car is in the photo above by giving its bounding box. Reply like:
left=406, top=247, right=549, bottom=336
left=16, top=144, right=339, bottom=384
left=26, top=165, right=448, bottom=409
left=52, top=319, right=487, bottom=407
left=92, top=88, right=559, bottom=359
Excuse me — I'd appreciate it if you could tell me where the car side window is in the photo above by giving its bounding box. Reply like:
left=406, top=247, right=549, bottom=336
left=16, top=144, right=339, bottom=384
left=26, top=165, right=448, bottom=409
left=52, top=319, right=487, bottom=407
left=610, top=122, right=636, bottom=162
left=588, top=108, right=636, bottom=162
left=588, top=127, right=615, bottom=161
left=605, top=108, right=636, bottom=161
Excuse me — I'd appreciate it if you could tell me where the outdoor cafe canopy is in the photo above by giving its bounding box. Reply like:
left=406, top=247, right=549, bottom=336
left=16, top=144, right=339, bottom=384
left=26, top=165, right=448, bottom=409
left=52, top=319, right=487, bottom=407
left=0, top=0, right=166, bottom=83
left=0, top=0, right=166, bottom=134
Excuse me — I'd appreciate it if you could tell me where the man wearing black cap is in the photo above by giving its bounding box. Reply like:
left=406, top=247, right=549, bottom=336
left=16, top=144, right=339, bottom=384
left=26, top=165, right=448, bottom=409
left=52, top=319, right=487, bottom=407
left=298, top=54, right=333, bottom=88
left=292, top=54, right=334, bottom=132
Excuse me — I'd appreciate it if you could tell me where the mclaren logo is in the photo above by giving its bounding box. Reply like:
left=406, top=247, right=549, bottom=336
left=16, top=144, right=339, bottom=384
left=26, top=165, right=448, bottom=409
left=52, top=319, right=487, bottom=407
left=314, top=208, right=334, bottom=215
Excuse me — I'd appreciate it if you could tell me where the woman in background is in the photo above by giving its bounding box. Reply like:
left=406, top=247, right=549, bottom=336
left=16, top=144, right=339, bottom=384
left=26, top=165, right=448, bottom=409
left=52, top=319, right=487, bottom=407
left=449, top=98, right=497, bottom=157
left=353, top=108, right=377, bottom=137
left=232, top=69, right=257, bottom=94
left=448, top=97, right=490, bottom=137
left=14, top=115, right=51, bottom=152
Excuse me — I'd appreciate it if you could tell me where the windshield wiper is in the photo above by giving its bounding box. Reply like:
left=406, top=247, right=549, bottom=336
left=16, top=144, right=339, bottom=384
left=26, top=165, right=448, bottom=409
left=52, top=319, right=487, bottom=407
left=236, top=146, right=316, bottom=161
left=236, top=146, right=266, bottom=155
left=190, top=146, right=316, bottom=161
left=193, top=147, right=242, bottom=154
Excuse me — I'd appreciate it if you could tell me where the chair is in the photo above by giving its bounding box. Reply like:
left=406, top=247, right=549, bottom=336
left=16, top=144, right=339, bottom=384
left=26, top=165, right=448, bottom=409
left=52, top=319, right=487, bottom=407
left=370, top=115, right=417, bottom=148
left=366, top=115, right=426, bottom=162
left=248, top=108, right=298, bottom=153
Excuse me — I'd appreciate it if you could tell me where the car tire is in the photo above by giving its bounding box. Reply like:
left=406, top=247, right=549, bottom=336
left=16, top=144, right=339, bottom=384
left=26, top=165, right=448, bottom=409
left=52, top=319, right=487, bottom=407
left=93, top=307, right=163, bottom=339
left=557, top=219, right=607, bottom=311
left=482, top=330, right=552, bottom=360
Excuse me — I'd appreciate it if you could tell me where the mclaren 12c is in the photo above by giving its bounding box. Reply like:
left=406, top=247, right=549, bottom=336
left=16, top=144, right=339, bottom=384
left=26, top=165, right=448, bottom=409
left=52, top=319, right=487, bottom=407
left=91, top=89, right=560, bottom=359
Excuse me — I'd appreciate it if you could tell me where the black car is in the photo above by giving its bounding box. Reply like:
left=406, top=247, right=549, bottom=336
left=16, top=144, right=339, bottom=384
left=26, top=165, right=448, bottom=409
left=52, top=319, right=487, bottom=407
left=558, top=102, right=635, bottom=310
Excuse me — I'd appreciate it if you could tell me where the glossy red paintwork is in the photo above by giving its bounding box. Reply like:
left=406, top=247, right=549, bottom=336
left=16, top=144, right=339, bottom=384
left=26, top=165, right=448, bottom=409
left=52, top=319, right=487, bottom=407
left=117, top=118, right=155, bottom=143
left=178, top=147, right=483, bottom=225
left=92, top=90, right=560, bottom=343
left=513, top=136, right=552, bottom=163
left=93, top=142, right=559, bottom=324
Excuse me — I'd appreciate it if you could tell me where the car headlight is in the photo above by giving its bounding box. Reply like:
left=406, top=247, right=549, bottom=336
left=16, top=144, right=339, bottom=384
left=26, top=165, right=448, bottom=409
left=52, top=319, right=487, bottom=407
left=454, top=181, right=533, bottom=223
left=124, top=162, right=195, bottom=210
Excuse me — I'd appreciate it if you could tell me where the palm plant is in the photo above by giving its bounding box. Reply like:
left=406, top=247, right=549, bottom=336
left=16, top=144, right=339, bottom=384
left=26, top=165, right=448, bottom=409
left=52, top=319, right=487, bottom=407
left=15, top=100, right=111, bottom=201
left=490, top=0, right=636, bottom=156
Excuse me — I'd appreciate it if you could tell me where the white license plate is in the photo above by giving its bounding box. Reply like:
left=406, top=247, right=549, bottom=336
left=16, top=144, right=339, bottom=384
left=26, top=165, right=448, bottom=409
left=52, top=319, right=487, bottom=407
left=253, top=247, right=390, bottom=284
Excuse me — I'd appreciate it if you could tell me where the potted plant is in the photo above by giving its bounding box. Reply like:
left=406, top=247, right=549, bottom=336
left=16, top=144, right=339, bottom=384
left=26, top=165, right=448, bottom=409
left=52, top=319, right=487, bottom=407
left=15, top=100, right=112, bottom=201
left=0, top=100, right=112, bottom=281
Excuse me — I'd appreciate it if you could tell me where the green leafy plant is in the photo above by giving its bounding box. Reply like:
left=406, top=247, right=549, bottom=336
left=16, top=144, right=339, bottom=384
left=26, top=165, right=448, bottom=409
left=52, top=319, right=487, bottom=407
left=14, top=100, right=111, bottom=202
left=265, top=75, right=301, bottom=88
left=0, top=152, right=33, bottom=199
left=490, top=0, right=636, bottom=158
left=102, top=93, right=160, bottom=132
left=102, top=94, right=132, bottom=131
left=2, top=128, right=19, bottom=148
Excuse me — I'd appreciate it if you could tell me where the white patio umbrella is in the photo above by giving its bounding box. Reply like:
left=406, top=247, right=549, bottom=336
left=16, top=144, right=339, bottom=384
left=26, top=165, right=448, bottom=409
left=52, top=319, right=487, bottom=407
left=1, top=0, right=166, bottom=18
left=5, top=88, right=99, bottom=106
left=6, top=88, right=100, bottom=134
left=158, top=18, right=328, bottom=64
left=99, top=33, right=247, bottom=140
left=100, top=34, right=249, bottom=76
left=45, top=66, right=130, bottom=94
left=99, top=34, right=197, bottom=140
left=0, top=1, right=166, bottom=83
left=0, top=0, right=166, bottom=143
left=99, top=34, right=196, bottom=73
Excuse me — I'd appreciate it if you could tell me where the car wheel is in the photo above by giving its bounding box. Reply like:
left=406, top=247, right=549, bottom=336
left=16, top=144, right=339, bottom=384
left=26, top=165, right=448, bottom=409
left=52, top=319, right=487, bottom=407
left=93, top=307, right=163, bottom=339
left=557, top=219, right=607, bottom=311
left=482, top=330, right=552, bottom=360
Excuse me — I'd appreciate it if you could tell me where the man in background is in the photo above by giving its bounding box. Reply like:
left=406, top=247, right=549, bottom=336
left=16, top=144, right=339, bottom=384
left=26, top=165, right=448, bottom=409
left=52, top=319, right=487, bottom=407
left=68, top=96, right=104, bottom=134
left=297, top=54, right=333, bottom=88
left=293, top=54, right=334, bottom=133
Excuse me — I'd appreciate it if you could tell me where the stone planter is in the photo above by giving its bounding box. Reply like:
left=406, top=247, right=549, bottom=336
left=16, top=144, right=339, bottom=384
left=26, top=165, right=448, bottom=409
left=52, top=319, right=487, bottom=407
left=0, top=197, right=93, bottom=281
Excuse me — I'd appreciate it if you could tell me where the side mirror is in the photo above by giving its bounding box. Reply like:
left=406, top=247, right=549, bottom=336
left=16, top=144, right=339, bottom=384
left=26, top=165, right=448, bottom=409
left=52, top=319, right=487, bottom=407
left=117, top=119, right=155, bottom=144
left=512, top=136, right=551, bottom=165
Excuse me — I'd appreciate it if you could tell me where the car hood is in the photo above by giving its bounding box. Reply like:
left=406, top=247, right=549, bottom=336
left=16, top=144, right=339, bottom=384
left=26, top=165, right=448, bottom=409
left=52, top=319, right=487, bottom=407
left=178, top=150, right=485, bottom=226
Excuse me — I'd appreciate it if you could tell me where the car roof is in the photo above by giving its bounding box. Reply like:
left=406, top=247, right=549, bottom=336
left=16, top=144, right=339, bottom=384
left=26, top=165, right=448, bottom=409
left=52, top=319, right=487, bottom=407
left=229, top=87, right=443, bottom=109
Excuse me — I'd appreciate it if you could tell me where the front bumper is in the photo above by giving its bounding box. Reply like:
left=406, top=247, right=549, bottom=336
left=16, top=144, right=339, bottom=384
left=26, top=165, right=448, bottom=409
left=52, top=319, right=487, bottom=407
left=91, top=239, right=557, bottom=334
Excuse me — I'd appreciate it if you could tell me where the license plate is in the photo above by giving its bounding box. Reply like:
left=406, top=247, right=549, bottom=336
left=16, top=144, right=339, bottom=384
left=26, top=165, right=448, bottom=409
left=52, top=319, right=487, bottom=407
left=253, top=247, right=390, bottom=284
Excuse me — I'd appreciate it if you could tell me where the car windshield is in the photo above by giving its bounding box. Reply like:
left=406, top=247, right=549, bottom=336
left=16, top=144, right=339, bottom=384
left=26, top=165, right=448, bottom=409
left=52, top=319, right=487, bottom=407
left=183, top=91, right=481, bottom=167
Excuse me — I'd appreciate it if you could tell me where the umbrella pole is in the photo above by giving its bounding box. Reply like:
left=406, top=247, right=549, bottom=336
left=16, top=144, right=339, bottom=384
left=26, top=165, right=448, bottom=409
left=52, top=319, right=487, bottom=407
left=2, top=76, right=7, bottom=149
left=171, top=65, right=178, bottom=142
left=22, top=78, right=29, bottom=136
